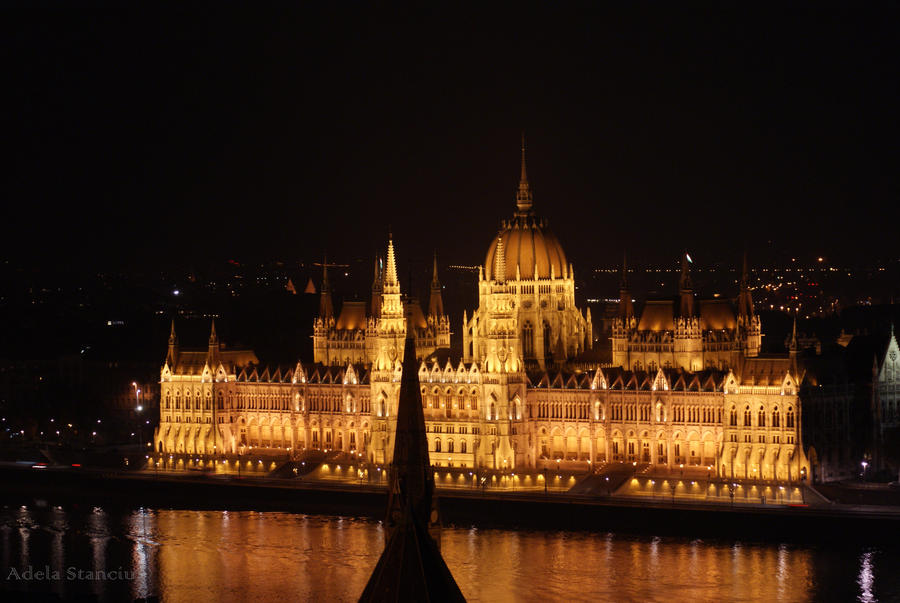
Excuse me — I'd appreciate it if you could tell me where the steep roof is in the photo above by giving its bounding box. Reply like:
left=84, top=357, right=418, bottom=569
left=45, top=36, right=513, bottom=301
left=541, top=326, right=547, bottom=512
left=637, top=300, right=674, bottom=331
left=699, top=299, right=737, bottom=330
left=335, top=300, right=368, bottom=331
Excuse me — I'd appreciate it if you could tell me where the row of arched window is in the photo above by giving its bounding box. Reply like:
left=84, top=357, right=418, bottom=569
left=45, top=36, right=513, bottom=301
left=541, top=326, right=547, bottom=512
left=433, top=438, right=467, bottom=454
left=729, top=405, right=795, bottom=428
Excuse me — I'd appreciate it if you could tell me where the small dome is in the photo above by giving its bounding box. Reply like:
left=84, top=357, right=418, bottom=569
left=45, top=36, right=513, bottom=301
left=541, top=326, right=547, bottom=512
left=485, top=217, right=567, bottom=281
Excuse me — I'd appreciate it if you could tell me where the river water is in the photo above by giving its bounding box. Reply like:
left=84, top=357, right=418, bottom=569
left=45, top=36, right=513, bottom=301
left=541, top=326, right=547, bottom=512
left=1, top=504, right=897, bottom=602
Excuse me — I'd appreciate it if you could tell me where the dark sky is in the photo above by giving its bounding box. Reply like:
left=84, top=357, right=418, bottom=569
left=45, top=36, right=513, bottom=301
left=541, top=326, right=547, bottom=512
left=4, top=6, right=898, bottom=274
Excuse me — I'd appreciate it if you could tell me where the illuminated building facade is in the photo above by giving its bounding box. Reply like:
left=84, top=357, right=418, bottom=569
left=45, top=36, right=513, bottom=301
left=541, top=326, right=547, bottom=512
left=154, top=147, right=808, bottom=481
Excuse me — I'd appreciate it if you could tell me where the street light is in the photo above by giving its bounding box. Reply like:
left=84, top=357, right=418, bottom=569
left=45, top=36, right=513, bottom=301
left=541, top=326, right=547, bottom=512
left=861, top=460, right=868, bottom=480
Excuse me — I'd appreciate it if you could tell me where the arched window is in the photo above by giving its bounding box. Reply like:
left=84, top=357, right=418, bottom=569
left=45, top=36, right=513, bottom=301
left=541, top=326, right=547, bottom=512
left=786, top=407, right=795, bottom=428
left=448, top=440, right=454, bottom=453
left=772, top=407, right=780, bottom=427
left=743, top=406, right=751, bottom=427
left=165, top=394, right=171, bottom=409
left=758, top=406, right=766, bottom=427
left=730, top=406, right=737, bottom=426
left=461, top=440, right=467, bottom=454
left=490, top=402, right=496, bottom=421
left=543, top=322, right=552, bottom=358
left=435, top=438, right=442, bottom=453
left=522, top=321, right=535, bottom=358
left=217, top=392, right=224, bottom=410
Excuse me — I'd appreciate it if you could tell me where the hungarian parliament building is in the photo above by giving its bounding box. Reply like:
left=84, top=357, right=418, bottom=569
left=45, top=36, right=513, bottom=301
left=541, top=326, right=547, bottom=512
left=154, top=148, right=810, bottom=482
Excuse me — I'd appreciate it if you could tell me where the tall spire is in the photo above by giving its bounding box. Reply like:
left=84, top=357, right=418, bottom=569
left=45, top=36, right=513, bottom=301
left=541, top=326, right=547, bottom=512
left=207, top=319, right=219, bottom=365
left=790, top=314, right=798, bottom=352
left=319, top=254, right=334, bottom=319
left=360, top=332, right=463, bottom=601
left=370, top=254, right=384, bottom=318
left=738, top=251, right=755, bottom=318
left=619, top=251, right=634, bottom=320
left=428, top=252, right=444, bottom=318
left=494, top=234, right=506, bottom=283
left=516, top=133, right=533, bottom=214
left=385, top=234, right=399, bottom=287
left=679, top=250, right=695, bottom=317
left=166, top=319, right=178, bottom=365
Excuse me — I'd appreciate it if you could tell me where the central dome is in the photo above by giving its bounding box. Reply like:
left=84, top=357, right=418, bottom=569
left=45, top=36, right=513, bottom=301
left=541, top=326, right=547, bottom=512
left=484, top=139, right=568, bottom=281
left=485, top=217, right=568, bottom=281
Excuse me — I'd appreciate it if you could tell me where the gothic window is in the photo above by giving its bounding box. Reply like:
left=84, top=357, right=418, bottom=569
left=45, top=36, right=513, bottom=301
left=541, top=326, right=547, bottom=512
left=523, top=321, right=535, bottom=358
left=217, top=392, right=224, bottom=410
left=786, top=407, right=795, bottom=428
left=772, top=407, right=780, bottom=427
left=461, top=440, right=467, bottom=454
left=435, top=438, right=441, bottom=453
left=490, top=402, right=496, bottom=421
left=758, top=406, right=766, bottom=427
left=543, top=322, right=552, bottom=358
left=730, top=406, right=737, bottom=426
left=165, top=394, right=171, bottom=409
left=744, top=406, right=751, bottom=427
left=448, top=440, right=454, bottom=453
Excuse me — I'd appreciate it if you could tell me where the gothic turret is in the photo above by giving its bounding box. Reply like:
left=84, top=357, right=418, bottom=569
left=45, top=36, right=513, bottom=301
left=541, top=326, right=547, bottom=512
left=428, top=253, right=444, bottom=319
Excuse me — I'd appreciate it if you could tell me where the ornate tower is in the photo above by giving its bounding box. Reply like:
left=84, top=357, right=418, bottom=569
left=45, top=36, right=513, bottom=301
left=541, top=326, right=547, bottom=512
left=464, top=138, right=590, bottom=371
left=674, top=251, right=702, bottom=371
left=737, top=252, right=761, bottom=357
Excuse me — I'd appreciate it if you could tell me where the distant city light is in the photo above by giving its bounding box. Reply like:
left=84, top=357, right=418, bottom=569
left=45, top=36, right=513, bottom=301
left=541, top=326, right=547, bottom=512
left=173, top=289, right=180, bottom=296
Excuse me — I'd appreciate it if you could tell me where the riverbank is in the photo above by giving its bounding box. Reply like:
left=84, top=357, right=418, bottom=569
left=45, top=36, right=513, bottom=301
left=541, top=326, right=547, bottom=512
left=2, top=464, right=898, bottom=544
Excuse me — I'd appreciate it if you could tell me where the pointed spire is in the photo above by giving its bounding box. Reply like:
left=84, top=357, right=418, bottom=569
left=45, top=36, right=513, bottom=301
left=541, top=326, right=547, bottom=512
left=431, top=252, right=440, bottom=287
left=494, top=234, right=506, bottom=283
left=515, top=133, right=534, bottom=214
left=361, top=330, right=463, bottom=601
left=619, top=252, right=634, bottom=321
left=167, top=319, right=178, bottom=365
left=429, top=252, right=444, bottom=318
left=741, top=250, right=750, bottom=289
left=207, top=319, right=219, bottom=365
left=385, top=234, right=398, bottom=287
left=738, top=251, right=755, bottom=318
left=679, top=250, right=695, bottom=318
left=790, top=314, right=798, bottom=353
left=319, top=253, right=334, bottom=320
left=371, top=254, right=384, bottom=318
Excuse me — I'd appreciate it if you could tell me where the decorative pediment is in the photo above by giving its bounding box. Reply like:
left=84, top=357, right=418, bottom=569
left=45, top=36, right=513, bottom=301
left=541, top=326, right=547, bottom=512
left=591, top=368, right=607, bottom=390
left=724, top=370, right=739, bottom=394
left=652, top=368, right=669, bottom=392
left=782, top=372, right=796, bottom=395
left=345, top=364, right=358, bottom=385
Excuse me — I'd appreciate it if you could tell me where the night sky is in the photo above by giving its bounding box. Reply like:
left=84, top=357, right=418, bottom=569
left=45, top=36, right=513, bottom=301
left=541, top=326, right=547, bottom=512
left=4, top=6, right=899, bottom=274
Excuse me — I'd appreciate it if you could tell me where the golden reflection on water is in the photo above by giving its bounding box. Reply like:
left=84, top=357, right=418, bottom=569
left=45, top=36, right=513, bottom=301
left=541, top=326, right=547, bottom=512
left=3, top=506, right=899, bottom=602
left=146, top=510, right=818, bottom=602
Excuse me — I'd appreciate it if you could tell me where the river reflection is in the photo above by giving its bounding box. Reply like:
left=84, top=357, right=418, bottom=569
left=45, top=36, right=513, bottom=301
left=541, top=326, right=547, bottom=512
left=1, top=504, right=898, bottom=602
